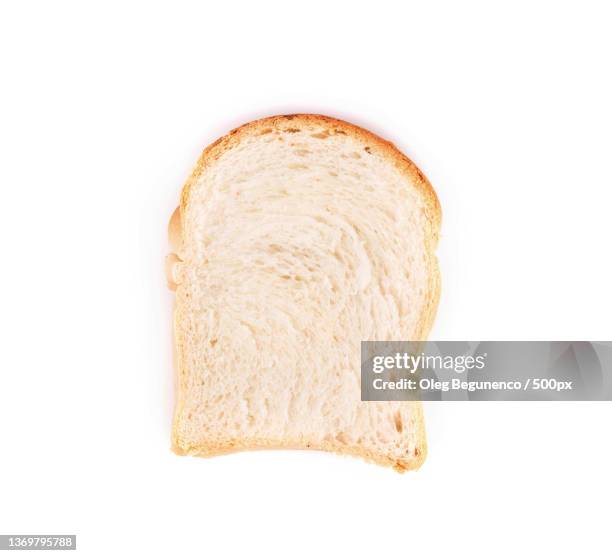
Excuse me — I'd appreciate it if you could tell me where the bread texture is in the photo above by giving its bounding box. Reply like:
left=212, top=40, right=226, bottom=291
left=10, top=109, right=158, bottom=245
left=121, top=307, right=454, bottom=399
left=168, top=114, right=441, bottom=471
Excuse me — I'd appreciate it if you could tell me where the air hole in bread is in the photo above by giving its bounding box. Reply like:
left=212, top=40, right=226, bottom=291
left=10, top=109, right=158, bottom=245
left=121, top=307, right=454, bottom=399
left=336, top=432, right=349, bottom=444
left=394, top=411, right=403, bottom=433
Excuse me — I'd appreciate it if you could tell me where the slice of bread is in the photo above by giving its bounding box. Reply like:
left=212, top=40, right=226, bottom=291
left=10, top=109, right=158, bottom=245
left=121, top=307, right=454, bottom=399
left=168, top=114, right=440, bottom=471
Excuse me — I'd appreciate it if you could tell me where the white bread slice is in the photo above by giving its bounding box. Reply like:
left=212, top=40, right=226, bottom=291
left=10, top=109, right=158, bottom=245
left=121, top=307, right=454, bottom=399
left=168, top=114, right=440, bottom=471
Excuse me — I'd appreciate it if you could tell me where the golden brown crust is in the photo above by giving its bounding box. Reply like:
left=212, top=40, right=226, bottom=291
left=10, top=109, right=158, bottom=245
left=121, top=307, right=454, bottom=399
left=172, top=435, right=426, bottom=473
left=171, top=114, right=441, bottom=472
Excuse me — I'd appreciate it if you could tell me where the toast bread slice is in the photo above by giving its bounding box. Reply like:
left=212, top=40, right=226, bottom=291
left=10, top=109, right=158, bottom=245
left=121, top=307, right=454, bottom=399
left=167, top=114, right=440, bottom=471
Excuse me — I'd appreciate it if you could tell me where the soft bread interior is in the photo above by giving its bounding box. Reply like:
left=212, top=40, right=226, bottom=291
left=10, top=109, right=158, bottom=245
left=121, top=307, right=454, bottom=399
left=170, top=115, right=439, bottom=471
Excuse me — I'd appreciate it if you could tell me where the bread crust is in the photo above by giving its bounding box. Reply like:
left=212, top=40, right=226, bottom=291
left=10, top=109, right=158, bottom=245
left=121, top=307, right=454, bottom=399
left=171, top=114, right=441, bottom=472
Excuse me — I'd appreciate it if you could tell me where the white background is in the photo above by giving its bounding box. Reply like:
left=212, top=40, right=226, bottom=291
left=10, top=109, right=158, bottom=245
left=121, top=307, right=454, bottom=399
left=1, top=2, right=611, bottom=555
